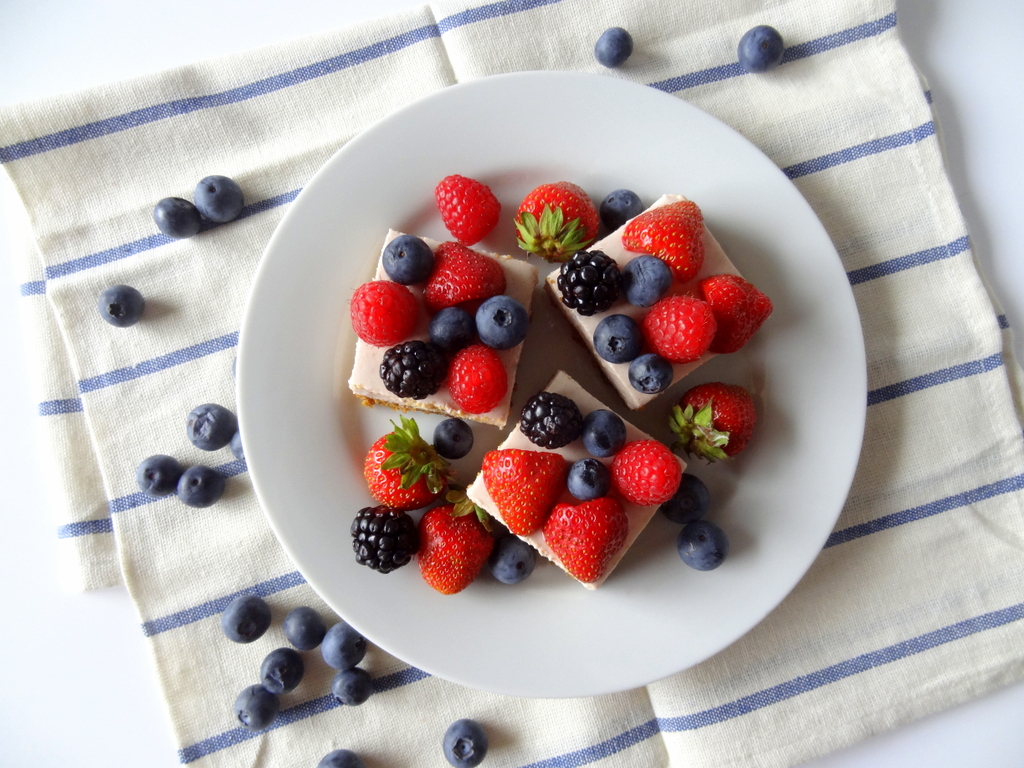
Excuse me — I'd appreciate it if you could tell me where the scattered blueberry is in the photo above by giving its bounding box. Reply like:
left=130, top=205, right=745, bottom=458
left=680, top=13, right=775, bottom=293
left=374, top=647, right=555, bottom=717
left=135, top=454, right=183, bottom=497
left=738, top=25, right=784, bottom=73
left=430, top=306, right=476, bottom=352
left=331, top=667, right=373, bottom=706
left=321, top=621, right=367, bottom=670
left=382, top=234, right=434, bottom=284
left=581, top=409, right=627, bottom=458
left=97, top=285, right=145, bottom=327
left=593, top=314, right=642, bottom=364
left=487, top=533, right=536, bottom=584
left=283, top=606, right=327, bottom=651
left=599, top=189, right=643, bottom=231
left=660, top=474, right=711, bottom=525
left=628, top=353, right=673, bottom=394
left=594, top=27, right=633, bottom=68
left=476, top=295, right=528, bottom=350
left=230, top=430, right=244, bottom=460
left=260, top=647, right=305, bottom=694
left=193, top=175, right=244, bottom=223
left=221, top=594, right=272, bottom=643
left=318, top=750, right=366, bottom=768
left=443, top=718, right=489, bottom=768
left=677, top=519, right=730, bottom=571
left=234, top=684, right=279, bottom=731
left=621, top=255, right=672, bottom=307
left=567, top=458, right=611, bottom=501
left=186, top=403, right=238, bottom=451
left=153, top=197, right=202, bottom=239
left=177, top=465, right=226, bottom=507
left=434, top=418, right=474, bottom=460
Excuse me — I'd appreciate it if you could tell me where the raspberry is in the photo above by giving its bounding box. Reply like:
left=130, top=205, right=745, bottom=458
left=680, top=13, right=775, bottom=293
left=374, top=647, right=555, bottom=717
left=350, top=280, right=418, bottom=347
left=519, top=392, right=583, bottom=449
left=423, top=242, right=506, bottom=313
left=611, top=440, right=682, bottom=506
left=641, top=295, right=717, bottom=364
left=435, top=175, right=501, bottom=246
left=448, top=344, right=507, bottom=414
left=379, top=340, right=449, bottom=400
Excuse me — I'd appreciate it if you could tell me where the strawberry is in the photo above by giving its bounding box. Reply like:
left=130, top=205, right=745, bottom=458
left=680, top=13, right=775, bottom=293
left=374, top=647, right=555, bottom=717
left=417, top=501, right=494, bottom=595
left=641, top=295, right=717, bottom=364
left=349, top=280, right=418, bottom=347
left=515, top=181, right=599, bottom=262
left=621, top=200, right=705, bottom=281
left=700, top=274, right=773, bottom=354
left=542, top=497, right=629, bottom=584
left=671, top=382, right=756, bottom=460
left=610, top=439, right=682, bottom=506
left=482, top=448, right=568, bottom=535
left=447, top=344, right=508, bottom=414
left=435, top=174, right=501, bottom=246
left=364, top=416, right=451, bottom=510
left=423, top=242, right=506, bottom=312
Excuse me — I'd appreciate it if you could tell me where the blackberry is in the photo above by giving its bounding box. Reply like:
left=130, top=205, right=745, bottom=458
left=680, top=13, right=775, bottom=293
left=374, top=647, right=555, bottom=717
left=351, top=505, right=419, bottom=573
left=556, top=250, right=621, bottom=316
left=520, top=391, right=584, bottom=449
left=379, top=340, right=448, bottom=400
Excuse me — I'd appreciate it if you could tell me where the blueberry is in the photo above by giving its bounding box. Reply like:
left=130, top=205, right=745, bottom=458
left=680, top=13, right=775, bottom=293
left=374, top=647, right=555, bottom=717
left=581, top=409, right=627, bottom=458
left=476, top=295, right=528, bottom=350
left=430, top=307, right=476, bottom=352
left=153, top=197, right=202, bottom=239
left=567, top=458, right=611, bottom=501
left=193, top=175, right=244, bottom=223
left=230, top=430, right=244, bottom=460
left=434, top=418, right=474, bottom=460
left=135, top=454, right=183, bottom=497
left=487, top=533, right=536, bottom=584
left=331, top=667, right=373, bottom=706
left=594, top=27, right=633, bottom=68
left=321, top=621, right=367, bottom=670
left=599, top=189, right=643, bottom=231
left=221, top=594, right=272, bottom=643
left=283, top=606, right=327, bottom=651
left=443, top=718, right=489, bottom=768
left=660, top=474, right=711, bottom=524
left=233, top=684, right=279, bottom=731
left=260, top=647, right=304, bottom=694
left=382, top=234, right=434, bottom=285
left=593, top=314, right=642, bottom=363
left=318, top=750, right=366, bottom=768
left=186, top=403, right=238, bottom=451
left=622, top=255, right=672, bottom=308
left=738, top=25, right=784, bottom=73
left=177, top=465, right=226, bottom=507
left=677, top=519, right=729, bottom=571
left=628, top=353, right=673, bottom=394
left=97, top=285, right=145, bottom=327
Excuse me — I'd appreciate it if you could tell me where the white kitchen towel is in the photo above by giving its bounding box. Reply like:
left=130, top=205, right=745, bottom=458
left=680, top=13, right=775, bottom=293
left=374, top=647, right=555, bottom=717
left=4, top=0, right=1024, bottom=766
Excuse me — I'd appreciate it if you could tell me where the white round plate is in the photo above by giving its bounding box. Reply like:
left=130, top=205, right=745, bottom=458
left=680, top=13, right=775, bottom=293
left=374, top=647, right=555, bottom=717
left=238, top=71, right=866, bottom=698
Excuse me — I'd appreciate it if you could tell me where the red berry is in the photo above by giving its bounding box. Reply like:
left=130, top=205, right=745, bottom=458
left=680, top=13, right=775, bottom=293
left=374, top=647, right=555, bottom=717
left=611, top=439, right=682, bottom=506
left=515, top=181, right=600, bottom=262
left=641, top=295, right=717, bottom=364
left=482, top=448, right=568, bottom=535
left=363, top=417, right=450, bottom=510
left=672, top=382, right=756, bottom=460
left=349, top=280, right=418, bottom=347
left=543, top=497, right=628, bottom=584
left=423, top=242, right=506, bottom=312
left=622, top=200, right=705, bottom=281
left=417, top=504, right=494, bottom=595
left=435, top=174, right=501, bottom=246
left=448, top=344, right=507, bottom=414
left=700, top=274, right=773, bottom=353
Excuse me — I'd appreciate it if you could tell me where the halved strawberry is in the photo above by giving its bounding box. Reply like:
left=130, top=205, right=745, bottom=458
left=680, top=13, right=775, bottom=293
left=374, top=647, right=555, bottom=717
left=622, top=200, right=705, bottom=281
left=364, top=416, right=451, bottom=510
left=481, top=448, right=568, bottom=535
left=417, top=501, right=494, bottom=595
left=515, top=182, right=599, bottom=263
left=543, top=497, right=629, bottom=584
left=423, top=242, right=506, bottom=312
left=670, top=382, right=756, bottom=461
left=700, top=274, right=773, bottom=353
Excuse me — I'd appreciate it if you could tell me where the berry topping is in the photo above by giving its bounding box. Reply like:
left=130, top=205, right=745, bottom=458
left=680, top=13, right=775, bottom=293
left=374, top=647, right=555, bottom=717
left=177, top=465, right=226, bottom=507
left=186, top=403, right=238, bottom=451
left=700, top=274, right=774, bottom=353
left=350, top=280, right=419, bottom=347
left=593, top=313, right=642, bottom=363
left=363, top=416, right=451, bottom=511
left=475, top=294, right=529, bottom=350
left=351, top=505, right=420, bottom=573
left=677, top=519, right=729, bottom=570
left=599, top=189, right=644, bottom=231
left=153, top=197, right=201, bottom=238
left=260, top=647, right=304, bottom=694
left=283, top=606, right=327, bottom=651
left=433, top=418, right=474, bottom=460
left=671, top=382, right=756, bottom=460
left=628, top=352, right=673, bottom=394
left=429, top=306, right=476, bottom=352
left=382, top=234, right=435, bottom=285
left=97, top=284, right=145, bottom=327
left=556, top=249, right=622, bottom=316
left=234, top=684, right=279, bottom=731
left=641, top=295, right=717, bottom=364
left=194, top=175, right=244, bottom=223
left=581, top=409, right=627, bottom=458
left=519, top=391, right=584, bottom=449
left=594, top=27, right=634, bottom=68
left=738, top=25, right=785, bottom=73
left=487, top=533, right=537, bottom=584
left=424, top=241, right=506, bottom=312
left=482, top=448, right=568, bottom=535
left=567, top=458, right=611, bottom=501
left=443, top=718, right=489, bottom=768
left=622, top=199, right=705, bottom=281
left=135, top=454, right=183, bottom=497
left=379, top=340, right=449, bottom=400
left=611, top=439, right=682, bottom=506
left=435, top=174, right=501, bottom=246
left=448, top=344, right=508, bottom=414
left=622, top=254, right=673, bottom=307
left=543, top=497, right=629, bottom=584
left=515, top=181, right=599, bottom=262
left=221, top=594, right=271, bottom=643
left=660, top=473, right=711, bottom=524
left=418, top=503, right=494, bottom=595
left=321, top=621, right=367, bottom=670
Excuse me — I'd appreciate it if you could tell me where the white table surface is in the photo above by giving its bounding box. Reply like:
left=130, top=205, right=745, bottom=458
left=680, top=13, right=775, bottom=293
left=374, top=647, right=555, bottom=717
left=1, top=1, right=1022, bottom=766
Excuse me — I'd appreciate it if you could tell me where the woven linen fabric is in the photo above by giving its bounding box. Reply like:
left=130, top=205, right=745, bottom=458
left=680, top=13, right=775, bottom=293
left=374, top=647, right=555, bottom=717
left=4, top=0, right=1024, bottom=766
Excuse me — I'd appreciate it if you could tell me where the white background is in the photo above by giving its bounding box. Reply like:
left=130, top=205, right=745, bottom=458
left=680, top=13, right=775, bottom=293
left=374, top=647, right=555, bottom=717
left=0, top=0, right=1022, bottom=765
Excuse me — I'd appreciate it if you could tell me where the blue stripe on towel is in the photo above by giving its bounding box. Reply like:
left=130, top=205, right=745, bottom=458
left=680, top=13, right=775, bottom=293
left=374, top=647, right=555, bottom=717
left=847, top=235, right=970, bottom=285
left=516, top=720, right=662, bottom=768
left=57, top=518, right=114, bottom=538
left=867, top=352, right=1003, bottom=406
left=109, top=458, right=247, bottom=514
left=437, top=0, right=563, bottom=32
left=38, top=398, right=84, bottom=416
left=783, top=121, right=936, bottom=179
left=19, top=280, right=46, bottom=296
